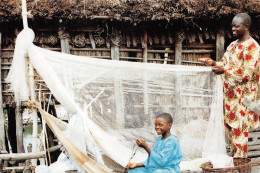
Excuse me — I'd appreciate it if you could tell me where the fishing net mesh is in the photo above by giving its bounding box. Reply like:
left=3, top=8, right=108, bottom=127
left=6, top=28, right=229, bottom=172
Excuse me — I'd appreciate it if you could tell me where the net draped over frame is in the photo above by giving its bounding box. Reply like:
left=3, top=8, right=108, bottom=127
left=6, top=28, right=229, bottom=172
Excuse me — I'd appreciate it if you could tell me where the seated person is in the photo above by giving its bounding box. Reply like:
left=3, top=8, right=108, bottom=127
left=127, top=113, right=182, bottom=173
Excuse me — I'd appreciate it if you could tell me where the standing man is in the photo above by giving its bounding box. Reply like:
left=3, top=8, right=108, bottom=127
left=201, top=13, right=260, bottom=157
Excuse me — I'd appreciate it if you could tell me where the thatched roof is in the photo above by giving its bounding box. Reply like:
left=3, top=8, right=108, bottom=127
left=0, top=0, right=259, bottom=22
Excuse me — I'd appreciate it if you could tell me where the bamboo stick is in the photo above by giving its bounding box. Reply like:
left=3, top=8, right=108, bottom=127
left=38, top=85, right=46, bottom=165
left=0, top=32, right=6, bottom=152
left=45, top=95, right=52, bottom=165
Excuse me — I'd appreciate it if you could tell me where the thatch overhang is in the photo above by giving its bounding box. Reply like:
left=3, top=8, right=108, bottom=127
left=0, top=0, right=259, bottom=23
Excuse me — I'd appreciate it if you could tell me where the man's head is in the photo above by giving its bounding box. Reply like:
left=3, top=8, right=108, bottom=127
left=232, top=13, right=251, bottom=38
left=154, top=113, right=173, bottom=135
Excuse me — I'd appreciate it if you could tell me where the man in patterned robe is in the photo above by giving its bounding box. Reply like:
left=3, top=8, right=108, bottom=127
left=201, top=13, right=260, bottom=157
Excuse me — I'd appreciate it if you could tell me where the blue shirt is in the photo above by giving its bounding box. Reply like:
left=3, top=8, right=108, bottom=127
left=129, top=135, right=182, bottom=173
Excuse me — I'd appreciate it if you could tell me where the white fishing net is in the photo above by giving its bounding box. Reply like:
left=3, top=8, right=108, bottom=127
left=7, top=28, right=230, bottom=172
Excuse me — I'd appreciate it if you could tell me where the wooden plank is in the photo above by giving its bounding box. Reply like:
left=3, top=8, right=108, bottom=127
left=0, top=32, right=6, bottom=152
left=183, top=44, right=215, bottom=49
left=251, top=157, right=260, bottom=163
left=249, top=127, right=260, bottom=132
left=248, top=144, right=260, bottom=151
left=249, top=140, right=260, bottom=146
left=119, top=49, right=142, bottom=52
left=216, top=27, right=225, bottom=61
left=182, top=50, right=215, bottom=53
left=249, top=132, right=260, bottom=138
left=70, top=48, right=110, bottom=51
left=248, top=150, right=260, bottom=157
left=71, top=27, right=98, bottom=32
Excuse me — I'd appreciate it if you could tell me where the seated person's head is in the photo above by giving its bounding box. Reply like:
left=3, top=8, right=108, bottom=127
left=155, top=113, right=173, bottom=136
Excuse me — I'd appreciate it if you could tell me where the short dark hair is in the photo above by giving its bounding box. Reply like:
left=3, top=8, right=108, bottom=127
left=234, top=13, right=251, bottom=28
left=156, top=113, right=173, bottom=124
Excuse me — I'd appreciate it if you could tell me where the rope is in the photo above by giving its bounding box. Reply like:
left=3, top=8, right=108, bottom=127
left=121, top=144, right=138, bottom=173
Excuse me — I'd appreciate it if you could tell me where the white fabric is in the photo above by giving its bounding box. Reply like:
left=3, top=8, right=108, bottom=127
left=7, top=28, right=232, bottom=172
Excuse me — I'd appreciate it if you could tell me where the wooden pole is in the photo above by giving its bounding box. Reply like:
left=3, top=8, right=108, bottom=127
left=111, top=46, right=119, bottom=60
left=111, top=29, right=125, bottom=128
left=216, top=27, right=225, bottom=61
left=111, top=29, right=120, bottom=61
left=15, top=101, right=24, bottom=153
left=174, top=72, right=182, bottom=124
left=59, top=27, right=70, bottom=54
left=28, top=60, right=37, bottom=166
left=38, top=85, right=46, bottom=165
left=142, top=27, right=148, bottom=63
left=142, top=26, right=149, bottom=125
left=174, top=31, right=185, bottom=65
left=174, top=31, right=185, bottom=123
left=0, top=32, right=6, bottom=153
left=0, top=145, right=60, bottom=161
left=22, top=0, right=28, bottom=29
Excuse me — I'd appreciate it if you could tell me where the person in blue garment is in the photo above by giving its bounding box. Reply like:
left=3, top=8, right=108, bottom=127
left=127, top=113, right=182, bottom=173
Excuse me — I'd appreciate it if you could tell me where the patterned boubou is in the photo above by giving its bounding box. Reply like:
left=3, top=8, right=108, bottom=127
left=217, top=37, right=260, bottom=157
